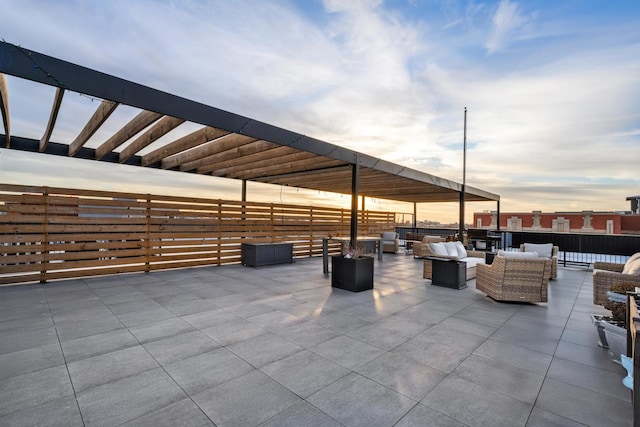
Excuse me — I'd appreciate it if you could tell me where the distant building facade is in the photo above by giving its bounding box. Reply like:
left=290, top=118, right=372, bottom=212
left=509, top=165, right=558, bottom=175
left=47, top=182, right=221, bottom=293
left=474, top=196, right=640, bottom=235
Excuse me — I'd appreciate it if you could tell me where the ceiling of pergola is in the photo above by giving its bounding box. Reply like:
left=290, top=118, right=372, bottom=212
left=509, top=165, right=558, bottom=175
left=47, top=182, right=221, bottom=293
left=0, top=41, right=499, bottom=205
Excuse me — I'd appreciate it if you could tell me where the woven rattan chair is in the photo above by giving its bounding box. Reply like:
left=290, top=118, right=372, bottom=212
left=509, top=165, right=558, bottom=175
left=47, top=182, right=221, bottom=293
left=593, top=261, right=640, bottom=305
left=476, top=255, right=551, bottom=303
left=519, top=243, right=559, bottom=279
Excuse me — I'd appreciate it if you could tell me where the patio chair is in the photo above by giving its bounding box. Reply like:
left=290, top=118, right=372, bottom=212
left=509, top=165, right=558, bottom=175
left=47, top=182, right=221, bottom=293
left=519, top=243, right=559, bottom=279
left=381, top=231, right=399, bottom=253
left=476, top=253, right=551, bottom=303
left=592, top=252, right=640, bottom=305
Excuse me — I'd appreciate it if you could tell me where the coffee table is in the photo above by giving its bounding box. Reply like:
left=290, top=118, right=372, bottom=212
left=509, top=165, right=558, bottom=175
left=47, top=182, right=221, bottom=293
left=426, top=256, right=467, bottom=289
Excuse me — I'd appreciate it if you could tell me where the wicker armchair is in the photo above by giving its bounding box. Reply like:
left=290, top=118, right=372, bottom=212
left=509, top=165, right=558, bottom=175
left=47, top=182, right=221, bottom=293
left=519, top=243, right=559, bottom=279
left=381, top=232, right=399, bottom=253
left=593, top=259, right=640, bottom=305
left=476, top=255, right=551, bottom=303
left=413, top=235, right=447, bottom=258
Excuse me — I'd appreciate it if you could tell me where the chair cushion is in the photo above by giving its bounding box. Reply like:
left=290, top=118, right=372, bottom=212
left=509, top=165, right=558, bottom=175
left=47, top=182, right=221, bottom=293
left=498, top=250, right=537, bottom=259
left=429, top=242, right=448, bottom=257
left=381, top=232, right=397, bottom=242
left=623, top=258, right=640, bottom=275
left=523, top=243, right=553, bottom=258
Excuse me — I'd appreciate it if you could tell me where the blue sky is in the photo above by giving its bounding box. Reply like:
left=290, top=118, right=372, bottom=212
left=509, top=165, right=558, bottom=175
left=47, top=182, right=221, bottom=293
left=1, top=0, right=639, bottom=223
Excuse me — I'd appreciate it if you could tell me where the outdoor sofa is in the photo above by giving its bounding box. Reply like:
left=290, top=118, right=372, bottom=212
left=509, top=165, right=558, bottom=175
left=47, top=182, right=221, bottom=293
left=421, top=240, right=486, bottom=280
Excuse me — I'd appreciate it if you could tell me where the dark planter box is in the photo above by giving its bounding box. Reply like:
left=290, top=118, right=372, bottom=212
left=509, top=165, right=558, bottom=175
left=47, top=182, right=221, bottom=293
left=331, top=255, right=374, bottom=292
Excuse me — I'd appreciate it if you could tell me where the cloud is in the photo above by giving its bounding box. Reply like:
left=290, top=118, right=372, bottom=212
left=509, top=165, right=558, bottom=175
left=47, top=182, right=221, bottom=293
left=1, top=0, right=639, bottom=222
left=485, top=0, right=531, bottom=54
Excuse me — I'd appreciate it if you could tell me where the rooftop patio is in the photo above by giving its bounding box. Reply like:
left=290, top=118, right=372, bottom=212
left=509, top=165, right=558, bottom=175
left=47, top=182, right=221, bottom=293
left=0, top=254, right=632, bottom=426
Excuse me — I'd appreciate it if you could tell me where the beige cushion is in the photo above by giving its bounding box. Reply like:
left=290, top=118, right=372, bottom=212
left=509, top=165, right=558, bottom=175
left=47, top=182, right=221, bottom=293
left=429, top=242, right=448, bottom=257
left=523, top=243, right=553, bottom=258
left=623, top=258, right=640, bottom=275
left=498, top=250, right=537, bottom=259
left=462, top=257, right=485, bottom=268
left=454, top=241, right=467, bottom=259
left=444, top=242, right=460, bottom=259
left=622, top=253, right=640, bottom=273
left=381, top=232, right=397, bottom=241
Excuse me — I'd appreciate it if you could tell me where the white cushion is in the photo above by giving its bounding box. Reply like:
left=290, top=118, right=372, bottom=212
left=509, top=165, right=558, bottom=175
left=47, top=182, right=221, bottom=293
left=381, top=232, right=396, bottom=242
left=444, top=242, right=460, bottom=260
left=623, top=253, right=640, bottom=272
left=454, top=241, right=467, bottom=259
left=498, top=250, right=537, bottom=259
left=623, top=258, right=640, bottom=275
left=461, top=257, right=485, bottom=268
left=429, top=242, right=448, bottom=257
left=523, top=243, right=553, bottom=258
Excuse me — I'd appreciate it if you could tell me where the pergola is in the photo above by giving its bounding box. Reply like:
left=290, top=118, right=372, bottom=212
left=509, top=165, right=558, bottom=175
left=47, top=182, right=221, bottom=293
left=0, top=41, right=499, bottom=245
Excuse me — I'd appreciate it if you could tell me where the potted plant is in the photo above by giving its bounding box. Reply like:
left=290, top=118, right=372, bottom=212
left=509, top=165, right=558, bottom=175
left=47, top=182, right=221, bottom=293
left=331, top=242, right=374, bottom=292
left=591, top=282, right=637, bottom=363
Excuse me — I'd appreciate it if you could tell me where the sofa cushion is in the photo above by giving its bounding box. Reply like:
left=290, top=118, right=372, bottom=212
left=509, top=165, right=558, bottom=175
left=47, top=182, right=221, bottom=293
left=429, top=242, right=448, bottom=257
left=461, top=257, right=485, bottom=268
left=523, top=243, right=553, bottom=258
left=454, top=241, right=467, bottom=259
left=498, top=250, right=537, bottom=259
left=444, top=242, right=460, bottom=259
left=623, top=258, right=640, bottom=275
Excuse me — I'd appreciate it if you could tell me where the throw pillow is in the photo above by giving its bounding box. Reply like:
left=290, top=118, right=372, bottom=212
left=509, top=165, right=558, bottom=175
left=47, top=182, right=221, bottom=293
left=623, top=258, right=640, bottom=275
left=429, top=242, right=448, bottom=257
left=444, top=242, right=460, bottom=260
left=523, top=243, right=553, bottom=258
left=454, top=241, right=467, bottom=259
left=623, top=253, right=640, bottom=272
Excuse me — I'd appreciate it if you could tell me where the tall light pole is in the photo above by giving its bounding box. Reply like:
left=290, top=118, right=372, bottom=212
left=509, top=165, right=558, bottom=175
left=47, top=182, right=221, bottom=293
left=458, top=107, right=467, bottom=242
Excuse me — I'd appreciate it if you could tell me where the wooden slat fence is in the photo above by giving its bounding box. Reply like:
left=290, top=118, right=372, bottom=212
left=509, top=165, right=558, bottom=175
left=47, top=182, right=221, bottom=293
left=0, top=184, right=395, bottom=285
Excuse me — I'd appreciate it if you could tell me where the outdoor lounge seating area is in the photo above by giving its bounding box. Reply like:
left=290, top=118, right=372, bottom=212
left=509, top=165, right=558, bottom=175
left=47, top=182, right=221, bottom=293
left=0, top=255, right=632, bottom=426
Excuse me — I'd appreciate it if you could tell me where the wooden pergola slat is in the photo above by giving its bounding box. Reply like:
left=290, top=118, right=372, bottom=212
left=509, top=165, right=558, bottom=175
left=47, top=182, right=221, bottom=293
left=178, top=139, right=275, bottom=172
left=161, top=132, right=257, bottom=170
left=141, top=126, right=229, bottom=167
left=69, top=99, right=119, bottom=156
left=0, top=73, right=9, bottom=148
left=200, top=145, right=296, bottom=175
left=40, top=87, right=65, bottom=152
left=119, top=116, right=185, bottom=163
left=95, top=110, right=163, bottom=160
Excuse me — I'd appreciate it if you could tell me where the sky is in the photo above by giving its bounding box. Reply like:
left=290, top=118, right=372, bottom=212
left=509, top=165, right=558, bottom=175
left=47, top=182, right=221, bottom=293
left=1, top=0, right=639, bottom=224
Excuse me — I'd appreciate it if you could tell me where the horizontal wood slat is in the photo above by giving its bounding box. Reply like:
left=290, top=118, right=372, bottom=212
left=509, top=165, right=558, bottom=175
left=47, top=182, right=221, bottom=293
left=0, top=184, right=395, bottom=285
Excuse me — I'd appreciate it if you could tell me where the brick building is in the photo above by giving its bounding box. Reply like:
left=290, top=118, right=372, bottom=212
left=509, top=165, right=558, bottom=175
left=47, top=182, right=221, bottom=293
left=474, top=196, right=640, bottom=235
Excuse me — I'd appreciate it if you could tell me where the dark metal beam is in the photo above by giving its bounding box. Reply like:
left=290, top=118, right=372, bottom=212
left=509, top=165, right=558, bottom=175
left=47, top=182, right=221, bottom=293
left=350, top=156, right=360, bottom=249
